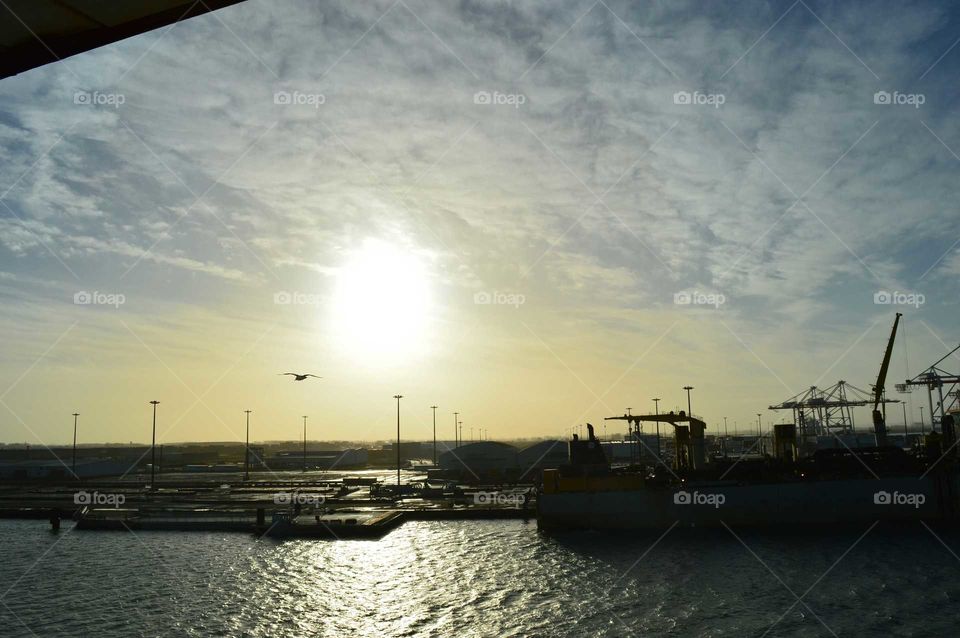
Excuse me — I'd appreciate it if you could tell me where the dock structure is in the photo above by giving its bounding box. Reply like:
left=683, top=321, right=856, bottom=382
left=1, top=471, right=534, bottom=539
left=72, top=506, right=530, bottom=539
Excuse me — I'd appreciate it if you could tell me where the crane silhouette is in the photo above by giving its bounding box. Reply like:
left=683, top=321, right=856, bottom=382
left=279, top=373, right=322, bottom=381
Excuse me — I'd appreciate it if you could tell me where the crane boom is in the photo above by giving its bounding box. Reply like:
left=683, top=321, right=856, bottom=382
left=872, top=312, right=902, bottom=445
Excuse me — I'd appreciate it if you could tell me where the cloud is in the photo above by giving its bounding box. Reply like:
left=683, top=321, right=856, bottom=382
left=0, top=0, right=958, bottom=441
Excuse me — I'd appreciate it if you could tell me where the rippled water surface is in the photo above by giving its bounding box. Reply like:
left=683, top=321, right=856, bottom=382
left=2, top=519, right=959, bottom=637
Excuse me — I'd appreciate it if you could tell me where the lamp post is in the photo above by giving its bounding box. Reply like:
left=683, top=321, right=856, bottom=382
left=454, top=411, right=459, bottom=448
left=756, top=413, right=762, bottom=454
left=652, top=398, right=661, bottom=458
left=394, top=395, right=403, bottom=499
left=723, top=416, right=728, bottom=457
left=431, top=405, right=438, bottom=466
left=149, top=401, right=159, bottom=488
left=302, top=415, right=307, bottom=473
left=244, top=410, right=252, bottom=481
left=920, top=406, right=925, bottom=435
left=71, top=413, right=79, bottom=479
left=902, top=402, right=908, bottom=439
left=459, top=421, right=463, bottom=447
left=683, top=386, right=694, bottom=416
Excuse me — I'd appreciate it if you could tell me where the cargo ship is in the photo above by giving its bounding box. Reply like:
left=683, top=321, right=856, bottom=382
left=537, top=313, right=960, bottom=530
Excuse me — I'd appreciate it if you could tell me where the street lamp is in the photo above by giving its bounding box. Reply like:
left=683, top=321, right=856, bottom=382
left=394, top=395, right=403, bottom=499
left=244, top=410, right=252, bottom=481
left=652, top=398, right=661, bottom=458
left=683, top=386, right=694, bottom=416
left=723, top=416, right=728, bottom=457
left=756, top=413, right=762, bottom=453
left=71, top=412, right=79, bottom=479
left=149, top=401, right=159, bottom=488
left=454, top=411, right=459, bottom=448
left=302, top=415, right=308, bottom=473
left=430, top=405, right=438, bottom=466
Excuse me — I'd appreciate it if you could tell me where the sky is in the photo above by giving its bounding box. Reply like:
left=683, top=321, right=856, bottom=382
left=1, top=0, right=959, bottom=446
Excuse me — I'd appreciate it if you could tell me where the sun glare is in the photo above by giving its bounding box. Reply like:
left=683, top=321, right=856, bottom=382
left=329, top=239, right=433, bottom=363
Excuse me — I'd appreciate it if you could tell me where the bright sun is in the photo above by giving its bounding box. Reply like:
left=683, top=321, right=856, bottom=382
left=330, top=239, right=433, bottom=362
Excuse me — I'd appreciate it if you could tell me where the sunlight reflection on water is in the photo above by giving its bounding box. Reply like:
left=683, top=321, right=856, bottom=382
left=1, top=519, right=959, bottom=637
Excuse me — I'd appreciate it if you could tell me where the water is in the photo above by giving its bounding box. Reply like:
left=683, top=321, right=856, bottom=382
left=1, top=519, right=959, bottom=637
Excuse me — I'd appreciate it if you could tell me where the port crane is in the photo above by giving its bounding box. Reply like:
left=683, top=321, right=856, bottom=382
left=897, top=342, right=960, bottom=432
left=769, top=314, right=902, bottom=446
left=871, top=312, right=901, bottom=446
left=769, top=380, right=882, bottom=438
left=605, top=411, right=708, bottom=469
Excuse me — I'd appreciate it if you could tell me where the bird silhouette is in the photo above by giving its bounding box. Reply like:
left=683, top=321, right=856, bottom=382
left=279, top=373, right=322, bottom=381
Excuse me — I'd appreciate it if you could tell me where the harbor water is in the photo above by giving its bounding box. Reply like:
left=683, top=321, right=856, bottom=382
left=1, top=519, right=959, bottom=636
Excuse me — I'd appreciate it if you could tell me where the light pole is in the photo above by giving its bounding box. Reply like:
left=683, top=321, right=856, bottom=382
left=902, top=402, right=908, bottom=439
left=394, top=395, right=403, bottom=499
left=920, top=406, right=925, bottom=435
left=302, top=415, right=308, bottom=473
left=459, top=421, right=463, bottom=447
left=454, top=411, right=459, bottom=448
left=652, top=398, right=661, bottom=458
left=244, top=410, right=252, bottom=481
left=149, top=401, right=159, bottom=488
left=723, top=416, right=728, bottom=457
left=431, top=405, right=438, bottom=466
left=683, top=386, right=694, bottom=416
left=756, top=413, right=762, bottom=454
left=71, top=412, right=79, bottom=479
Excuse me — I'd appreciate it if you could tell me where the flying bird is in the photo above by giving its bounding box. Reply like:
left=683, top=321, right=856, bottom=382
left=279, top=373, right=322, bottom=381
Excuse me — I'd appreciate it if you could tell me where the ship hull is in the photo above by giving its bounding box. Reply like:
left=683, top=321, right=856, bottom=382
left=537, top=474, right=959, bottom=530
